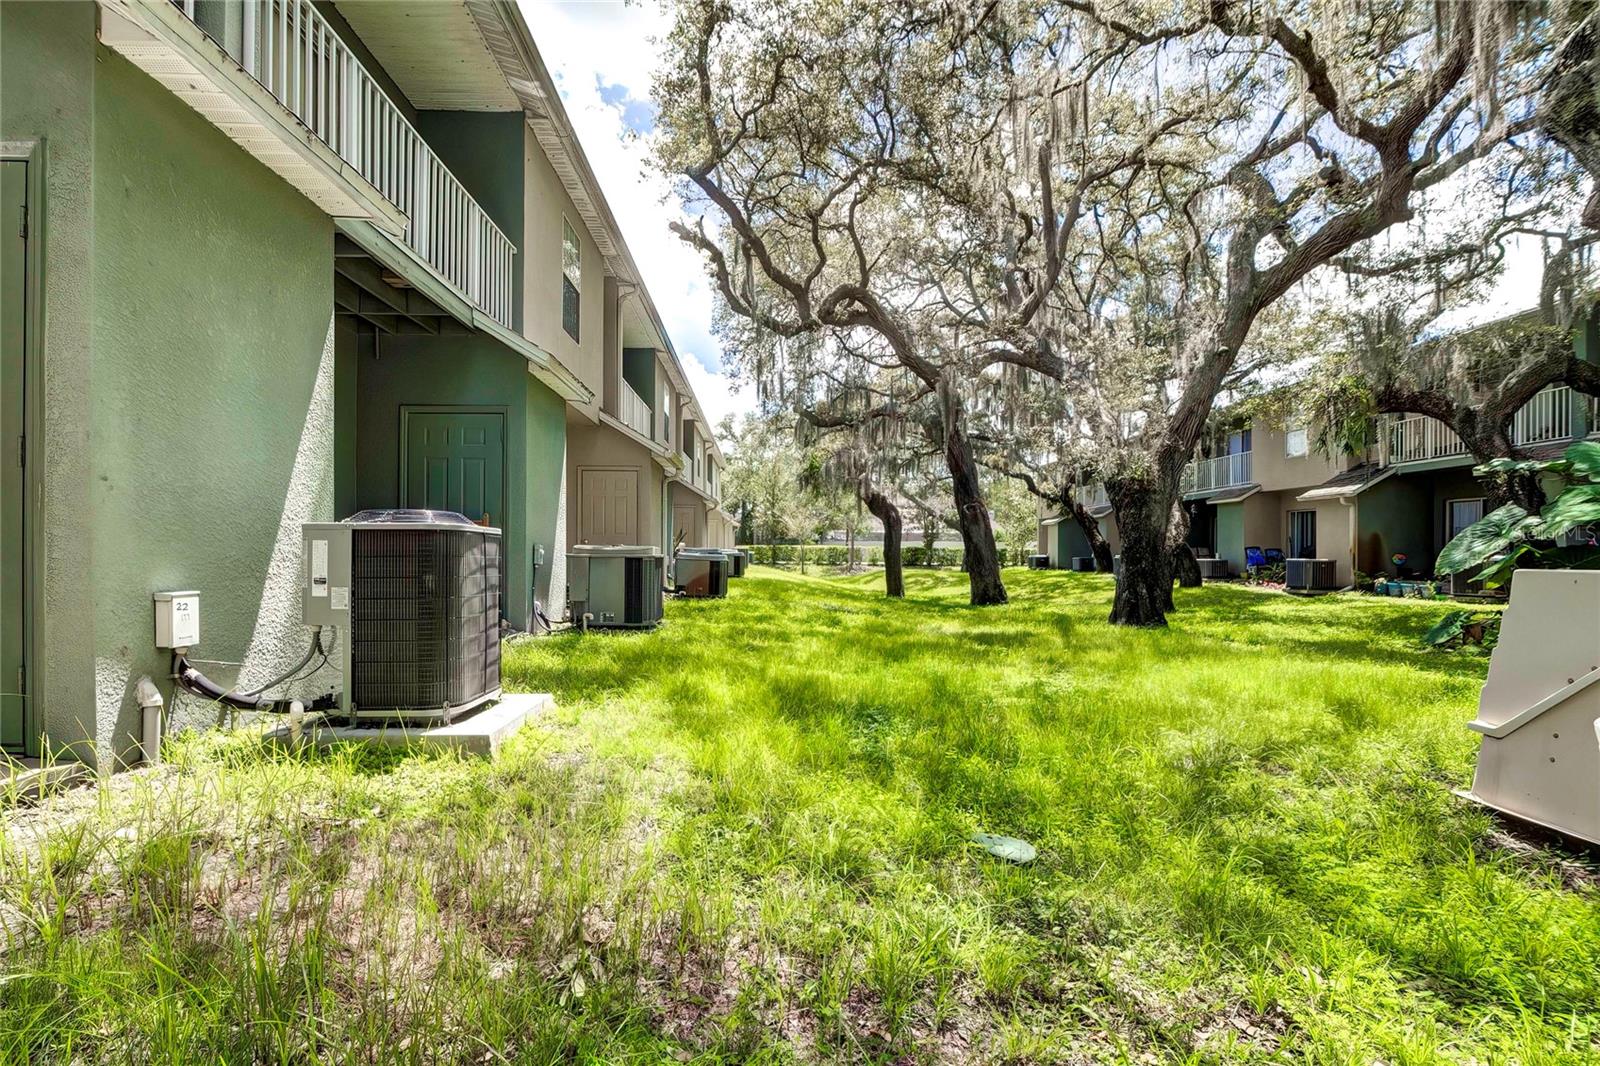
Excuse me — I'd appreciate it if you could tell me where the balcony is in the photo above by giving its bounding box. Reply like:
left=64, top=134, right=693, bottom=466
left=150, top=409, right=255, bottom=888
left=1183, top=451, right=1253, bottom=495
left=619, top=381, right=652, bottom=439
left=1384, top=414, right=1469, bottom=465
left=1381, top=385, right=1589, bottom=466
left=1512, top=385, right=1573, bottom=446
left=132, top=0, right=514, bottom=328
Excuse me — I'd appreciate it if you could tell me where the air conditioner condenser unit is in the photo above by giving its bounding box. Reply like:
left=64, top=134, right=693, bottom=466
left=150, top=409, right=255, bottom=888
left=676, top=548, right=729, bottom=598
left=1286, top=558, right=1338, bottom=590
left=568, top=545, right=665, bottom=628
left=723, top=549, right=749, bottom=578
left=1070, top=556, right=1095, bottom=572
left=302, top=509, right=502, bottom=724
left=1197, top=558, right=1231, bottom=579
left=1027, top=554, right=1050, bottom=570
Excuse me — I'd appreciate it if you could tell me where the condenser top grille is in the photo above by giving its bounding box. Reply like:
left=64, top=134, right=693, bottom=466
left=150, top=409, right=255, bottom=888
left=345, top=508, right=498, bottom=532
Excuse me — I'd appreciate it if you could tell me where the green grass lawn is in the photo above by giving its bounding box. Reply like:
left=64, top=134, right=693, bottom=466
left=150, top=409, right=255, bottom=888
left=3, top=569, right=1596, bottom=1064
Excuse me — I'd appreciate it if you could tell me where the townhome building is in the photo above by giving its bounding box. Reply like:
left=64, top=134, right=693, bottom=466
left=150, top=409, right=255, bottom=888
left=1038, top=308, right=1598, bottom=586
left=1305, top=316, right=1597, bottom=583
left=2, top=0, right=730, bottom=767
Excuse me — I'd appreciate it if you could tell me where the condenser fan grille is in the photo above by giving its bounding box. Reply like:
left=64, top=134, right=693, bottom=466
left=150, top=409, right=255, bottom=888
left=350, top=528, right=501, bottom=710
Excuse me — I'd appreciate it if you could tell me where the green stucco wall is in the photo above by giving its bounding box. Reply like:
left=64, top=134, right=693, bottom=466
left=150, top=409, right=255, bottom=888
left=1052, top=519, right=1090, bottom=566
left=90, top=45, right=336, bottom=759
left=415, top=111, right=525, bottom=328
left=1, top=1, right=99, bottom=757
left=1356, top=476, right=1433, bottom=576
left=1215, top=502, right=1246, bottom=575
left=622, top=347, right=656, bottom=408
left=344, top=329, right=568, bottom=630
left=0, top=3, right=338, bottom=764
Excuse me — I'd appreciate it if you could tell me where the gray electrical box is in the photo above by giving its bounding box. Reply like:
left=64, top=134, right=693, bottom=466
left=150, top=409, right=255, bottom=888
left=301, top=522, right=352, bottom=627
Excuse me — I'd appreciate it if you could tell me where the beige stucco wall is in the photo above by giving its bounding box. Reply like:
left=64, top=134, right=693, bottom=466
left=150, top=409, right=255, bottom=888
left=1219, top=489, right=1355, bottom=585
left=655, top=362, right=678, bottom=450
left=669, top=481, right=709, bottom=547
left=1248, top=422, right=1349, bottom=493
left=522, top=126, right=605, bottom=417
left=566, top=420, right=665, bottom=550
left=1296, top=496, right=1357, bottom=586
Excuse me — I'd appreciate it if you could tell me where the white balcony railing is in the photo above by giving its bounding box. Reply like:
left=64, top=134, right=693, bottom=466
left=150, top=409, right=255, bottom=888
left=174, top=0, right=515, bottom=328
left=1382, top=386, right=1585, bottom=467
left=1385, top=415, right=1468, bottom=465
left=1183, top=450, right=1253, bottom=494
left=1511, top=386, right=1571, bottom=446
left=619, top=381, right=652, bottom=438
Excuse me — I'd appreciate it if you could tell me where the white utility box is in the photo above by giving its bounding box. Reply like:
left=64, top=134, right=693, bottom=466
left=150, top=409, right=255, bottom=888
left=1462, top=569, right=1600, bottom=845
left=153, top=590, right=201, bottom=648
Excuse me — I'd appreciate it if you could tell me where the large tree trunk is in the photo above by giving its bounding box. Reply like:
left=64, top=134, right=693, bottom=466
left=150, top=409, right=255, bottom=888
left=941, top=390, right=1007, bottom=606
left=864, top=489, right=904, bottom=598
left=1067, top=491, right=1115, bottom=572
left=1169, top=505, right=1202, bottom=588
left=1107, top=477, right=1173, bottom=626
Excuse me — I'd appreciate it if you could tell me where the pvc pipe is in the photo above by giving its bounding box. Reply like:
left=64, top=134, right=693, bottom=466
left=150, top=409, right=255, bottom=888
left=288, top=700, right=305, bottom=743
left=135, top=676, right=164, bottom=766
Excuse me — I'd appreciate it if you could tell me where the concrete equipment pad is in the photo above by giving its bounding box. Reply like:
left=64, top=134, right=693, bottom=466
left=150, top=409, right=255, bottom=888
left=266, top=693, right=552, bottom=757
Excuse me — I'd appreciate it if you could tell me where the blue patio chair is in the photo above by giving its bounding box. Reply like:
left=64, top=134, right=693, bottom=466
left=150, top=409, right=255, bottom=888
left=1244, top=546, right=1267, bottom=570
left=1264, top=548, right=1286, bottom=565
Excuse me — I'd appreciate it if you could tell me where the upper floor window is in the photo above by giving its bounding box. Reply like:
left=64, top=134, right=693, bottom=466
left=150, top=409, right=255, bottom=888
left=1285, top=424, right=1309, bottom=458
left=561, top=218, right=581, bottom=342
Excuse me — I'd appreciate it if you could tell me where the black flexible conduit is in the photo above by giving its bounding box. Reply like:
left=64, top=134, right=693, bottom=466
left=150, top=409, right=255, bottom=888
left=173, top=630, right=336, bottom=713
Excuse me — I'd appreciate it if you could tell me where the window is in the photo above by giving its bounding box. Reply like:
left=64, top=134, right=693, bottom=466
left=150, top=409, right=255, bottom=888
left=1446, top=498, right=1484, bottom=543
left=1288, top=510, right=1317, bottom=558
left=561, top=217, right=581, bottom=342
left=1285, top=425, right=1309, bottom=458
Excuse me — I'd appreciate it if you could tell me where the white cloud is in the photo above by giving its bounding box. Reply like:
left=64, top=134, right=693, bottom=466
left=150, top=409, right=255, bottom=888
left=681, top=356, right=756, bottom=434
left=522, top=0, right=759, bottom=433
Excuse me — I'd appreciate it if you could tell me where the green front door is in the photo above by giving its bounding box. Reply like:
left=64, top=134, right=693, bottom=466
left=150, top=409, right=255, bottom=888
left=403, top=411, right=505, bottom=527
left=1, top=162, right=28, bottom=752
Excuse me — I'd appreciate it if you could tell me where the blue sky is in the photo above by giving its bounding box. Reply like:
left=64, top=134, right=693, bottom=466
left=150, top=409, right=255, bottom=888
left=521, top=0, right=754, bottom=429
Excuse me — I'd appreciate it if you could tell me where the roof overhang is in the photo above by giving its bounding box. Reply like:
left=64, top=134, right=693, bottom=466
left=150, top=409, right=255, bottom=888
left=332, top=2, right=520, bottom=110
left=1184, top=483, right=1261, bottom=504
left=98, top=0, right=406, bottom=234
left=460, top=1, right=726, bottom=466
left=1296, top=467, right=1396, bottom=502
left=339, top=218, right=592, bottom=404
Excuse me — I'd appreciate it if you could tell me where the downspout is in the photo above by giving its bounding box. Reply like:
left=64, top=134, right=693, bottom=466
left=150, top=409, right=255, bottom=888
left=135, top=676, right=164, bottom=766
left=1339, top=496, right=1358, bottom=592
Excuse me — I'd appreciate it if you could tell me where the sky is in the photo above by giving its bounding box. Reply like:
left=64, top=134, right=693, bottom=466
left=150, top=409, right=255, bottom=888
left=521, top=0, right=757, bottom=433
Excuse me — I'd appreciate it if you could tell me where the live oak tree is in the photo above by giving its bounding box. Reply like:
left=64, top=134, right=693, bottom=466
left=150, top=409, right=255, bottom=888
left=653, top=0, right=1041, bottom=604
left=982, top=0, right=1581, bottom=625
left=1316, top=287, right=1600, bottom=514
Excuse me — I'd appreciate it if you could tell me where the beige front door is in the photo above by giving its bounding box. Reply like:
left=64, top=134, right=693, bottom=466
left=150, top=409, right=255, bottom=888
left=580, top=468, right=638, bottom=544
left=672, top=502, right=697, bottom=549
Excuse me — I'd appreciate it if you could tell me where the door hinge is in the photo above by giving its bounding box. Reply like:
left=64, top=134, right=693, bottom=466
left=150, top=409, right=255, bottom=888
left=16, top=435, right=23, bottom=469
left=17, top=204, right=26, bottom=239
left=16, top=665, right=24, bottom=697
